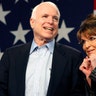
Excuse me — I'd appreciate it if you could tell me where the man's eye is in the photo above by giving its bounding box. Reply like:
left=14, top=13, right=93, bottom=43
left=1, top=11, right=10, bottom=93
left=43, top=15, right=48, bottom=18
left=53, top=17, right=59, bottom=21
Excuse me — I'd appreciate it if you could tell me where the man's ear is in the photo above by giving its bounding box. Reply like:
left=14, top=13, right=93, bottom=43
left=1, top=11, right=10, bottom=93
left=30, top=18, right=34, bottom=28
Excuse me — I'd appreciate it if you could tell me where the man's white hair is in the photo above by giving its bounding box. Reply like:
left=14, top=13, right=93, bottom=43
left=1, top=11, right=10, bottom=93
left=31, top=1, right=60, bottom=19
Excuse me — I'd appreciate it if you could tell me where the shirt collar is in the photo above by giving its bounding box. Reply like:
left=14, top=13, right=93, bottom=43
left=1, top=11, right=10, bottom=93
left=30, top=39, right=55, bottom=54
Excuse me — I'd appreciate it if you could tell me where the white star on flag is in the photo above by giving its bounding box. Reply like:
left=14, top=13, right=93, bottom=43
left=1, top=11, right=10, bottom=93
left=10, top=23, right=30, bottom=44
left=0, top=4, right=10, bottom=24
left=57, top=20, right=74, bottom=42
left=15, top=0, right=19, bottom=3
left=0, top=51, right=3, bottom=60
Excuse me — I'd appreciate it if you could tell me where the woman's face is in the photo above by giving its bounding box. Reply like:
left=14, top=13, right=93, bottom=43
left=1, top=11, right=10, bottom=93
left=81, top=34, right=96, bottom=56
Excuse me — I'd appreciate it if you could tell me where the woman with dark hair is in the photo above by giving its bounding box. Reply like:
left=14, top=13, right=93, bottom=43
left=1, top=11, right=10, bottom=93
left=77, top=13, right=96, bottom=96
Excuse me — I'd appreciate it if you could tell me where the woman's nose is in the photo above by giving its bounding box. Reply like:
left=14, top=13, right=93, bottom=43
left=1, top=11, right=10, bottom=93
left=85, top=41, right=91, bottom=48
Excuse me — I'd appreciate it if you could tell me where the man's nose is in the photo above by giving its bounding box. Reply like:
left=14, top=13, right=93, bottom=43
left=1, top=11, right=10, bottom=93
left=48, top=17, right=54, bottom=24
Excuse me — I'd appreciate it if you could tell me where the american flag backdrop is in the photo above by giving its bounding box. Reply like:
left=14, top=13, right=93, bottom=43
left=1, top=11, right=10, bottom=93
left=0, top=0, right=93, bottom=60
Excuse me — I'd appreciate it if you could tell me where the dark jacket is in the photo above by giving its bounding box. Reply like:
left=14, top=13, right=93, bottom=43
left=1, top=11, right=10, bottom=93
left=0, top=42, right=86, bottom=96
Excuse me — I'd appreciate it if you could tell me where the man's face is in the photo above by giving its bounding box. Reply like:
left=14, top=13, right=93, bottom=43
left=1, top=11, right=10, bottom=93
left=30, top=4, right=59, bottom=41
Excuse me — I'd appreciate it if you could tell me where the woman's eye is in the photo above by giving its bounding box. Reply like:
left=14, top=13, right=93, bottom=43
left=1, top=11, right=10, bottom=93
left=79, top=40, right=85, bottom=45
left=89, top=36, right=96, bottom=41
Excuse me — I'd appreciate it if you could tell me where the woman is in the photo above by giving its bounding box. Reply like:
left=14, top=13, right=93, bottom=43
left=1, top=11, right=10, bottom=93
left=77, top=13, right=96, bottom=95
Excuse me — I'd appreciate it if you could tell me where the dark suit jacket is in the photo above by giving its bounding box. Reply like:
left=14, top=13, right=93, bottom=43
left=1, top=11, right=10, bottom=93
left=0, top=42, right=86, bottom=96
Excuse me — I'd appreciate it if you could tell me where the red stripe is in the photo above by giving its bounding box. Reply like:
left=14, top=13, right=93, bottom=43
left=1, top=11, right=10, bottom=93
left=94, top=0, right=96, bottom=9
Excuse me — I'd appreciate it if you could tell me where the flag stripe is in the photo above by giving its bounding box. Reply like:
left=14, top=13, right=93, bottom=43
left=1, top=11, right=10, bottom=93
left=94, top=0, right=96, bottom=9
left=94, top=0, right=96, bottom=14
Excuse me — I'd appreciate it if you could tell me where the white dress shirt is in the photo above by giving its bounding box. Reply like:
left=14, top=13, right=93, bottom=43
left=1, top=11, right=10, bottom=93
left=25, top=39, right=55, bottom=96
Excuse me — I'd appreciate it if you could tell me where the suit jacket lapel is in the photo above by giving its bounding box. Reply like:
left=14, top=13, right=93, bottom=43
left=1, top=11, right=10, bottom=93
left=15, top=42, right=31, bottom=96
left=47, top=43, right=67, bottom=96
